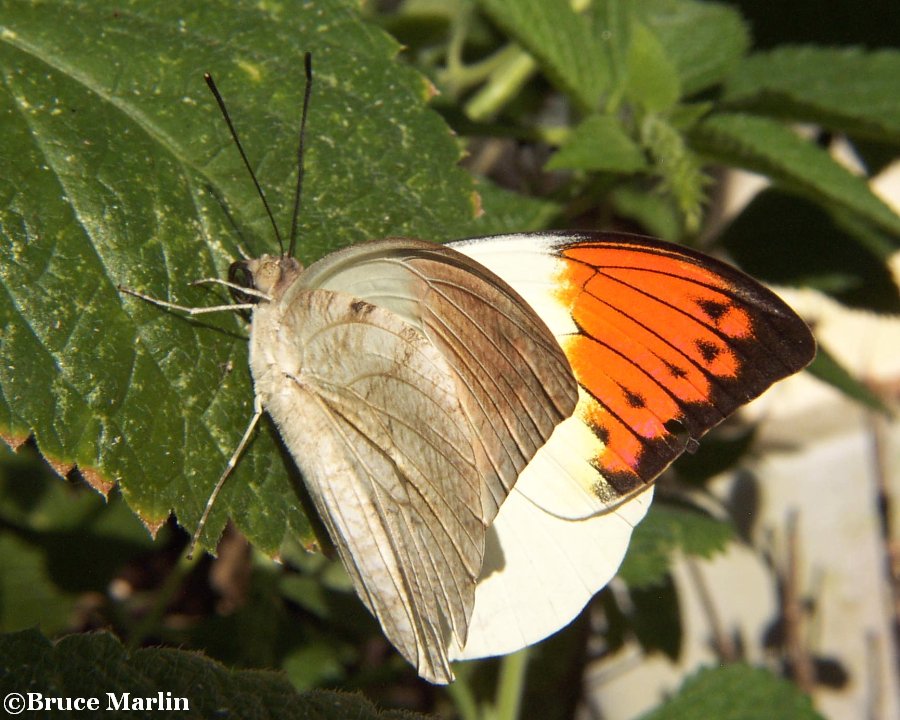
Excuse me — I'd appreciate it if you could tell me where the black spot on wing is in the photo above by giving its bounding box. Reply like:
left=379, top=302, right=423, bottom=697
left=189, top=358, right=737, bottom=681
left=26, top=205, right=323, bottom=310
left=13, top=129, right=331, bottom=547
left=624, top=389, right=646, bottom=408
left=696, top=297, right=729, bottom=322
left=695, top=339, right=721, bottom=364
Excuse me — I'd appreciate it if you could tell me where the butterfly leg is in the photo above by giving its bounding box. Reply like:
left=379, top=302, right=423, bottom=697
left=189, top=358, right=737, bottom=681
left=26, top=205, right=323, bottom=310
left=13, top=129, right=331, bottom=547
left=188, top=393, right=264, bottom=558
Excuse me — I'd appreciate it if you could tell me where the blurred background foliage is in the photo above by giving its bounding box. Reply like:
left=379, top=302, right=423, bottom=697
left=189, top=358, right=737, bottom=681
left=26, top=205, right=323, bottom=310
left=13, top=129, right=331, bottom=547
left=1, top=0, right=898, bottom=718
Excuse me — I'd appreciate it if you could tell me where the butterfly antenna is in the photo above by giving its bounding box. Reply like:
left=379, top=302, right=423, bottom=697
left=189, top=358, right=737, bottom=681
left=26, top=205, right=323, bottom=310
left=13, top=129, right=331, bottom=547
left=204, top=72, right=285, bottom=255
left=287, top=52, right=313, bottom=259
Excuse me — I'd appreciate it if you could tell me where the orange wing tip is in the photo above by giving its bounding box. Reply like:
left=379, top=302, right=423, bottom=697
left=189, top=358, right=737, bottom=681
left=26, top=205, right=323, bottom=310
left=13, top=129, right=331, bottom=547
left=549, top=232, right=815, bottom=489
left=453, top=230, right=813, bottom=494
left=549, top=233, right=814, bottom=368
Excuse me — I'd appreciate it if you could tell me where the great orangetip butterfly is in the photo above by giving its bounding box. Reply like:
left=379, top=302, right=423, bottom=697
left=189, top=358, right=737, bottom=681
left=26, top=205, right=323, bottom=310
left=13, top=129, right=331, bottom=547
left=122, top=54, right=815, bottom=683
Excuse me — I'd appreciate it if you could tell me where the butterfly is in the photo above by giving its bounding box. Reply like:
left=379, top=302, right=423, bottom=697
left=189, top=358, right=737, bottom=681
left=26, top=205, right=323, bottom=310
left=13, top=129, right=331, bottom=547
left=121, top=55, right=816, bottom=684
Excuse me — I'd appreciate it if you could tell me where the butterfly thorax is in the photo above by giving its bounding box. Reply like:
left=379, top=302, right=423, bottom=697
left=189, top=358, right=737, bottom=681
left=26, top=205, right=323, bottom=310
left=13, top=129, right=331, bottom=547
left=229, top=254, right=303, bottom=303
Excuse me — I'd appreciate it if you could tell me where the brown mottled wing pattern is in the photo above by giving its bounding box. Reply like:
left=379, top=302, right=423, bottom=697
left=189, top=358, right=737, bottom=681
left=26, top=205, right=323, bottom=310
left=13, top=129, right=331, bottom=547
left=251, top=239, right=577, bottom=682
left=298, top=238, right=578, bottom=521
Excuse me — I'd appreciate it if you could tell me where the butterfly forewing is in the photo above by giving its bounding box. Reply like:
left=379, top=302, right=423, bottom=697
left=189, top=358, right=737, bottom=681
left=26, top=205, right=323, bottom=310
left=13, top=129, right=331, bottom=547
left=454, top=231, right=815, bottom=510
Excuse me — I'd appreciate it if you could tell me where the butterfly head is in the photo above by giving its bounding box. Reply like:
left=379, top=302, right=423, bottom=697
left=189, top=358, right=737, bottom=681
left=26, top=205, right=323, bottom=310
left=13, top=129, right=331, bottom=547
left=228, top=254, right=303, bottom=304
left=208, top=50, right=313, bottom=308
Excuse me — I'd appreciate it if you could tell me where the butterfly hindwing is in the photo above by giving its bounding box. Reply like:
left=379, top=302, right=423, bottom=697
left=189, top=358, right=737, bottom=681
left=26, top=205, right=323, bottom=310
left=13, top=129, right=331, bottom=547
left=249, top=239, right=578, bottom=682
left=252, top=289, right=480, bottom=682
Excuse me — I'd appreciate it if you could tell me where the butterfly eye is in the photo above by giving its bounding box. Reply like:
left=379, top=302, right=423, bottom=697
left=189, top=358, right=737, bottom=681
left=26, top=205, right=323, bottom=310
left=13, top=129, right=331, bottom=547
left=228, top=260, right=259, bottom=305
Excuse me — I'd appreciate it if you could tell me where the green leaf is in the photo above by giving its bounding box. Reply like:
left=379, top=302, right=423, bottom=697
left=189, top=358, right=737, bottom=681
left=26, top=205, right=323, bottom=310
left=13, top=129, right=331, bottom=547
left=619, top=503, right=733, bottom=589
left=629, top=574, right=682, bottom=660
left=641, top=114, right=708, bottom=234
left=637, top=0, right=749, bottom=96
left=668, top=101, right=714, bottom=131
left=0, top=628, right=426, bottom=719
left=469, top=178, right=562, bottom=235
left=806, top=343, right=888, bottom=413
left=546, top=115, right=647, bottom=172
left=476, top=0, right=610, bottom=108
left=0, top=534, right=80, bottom=634
left=690, top=113, right=900, bottom=240
left=641, top=663, right=824, bottom=720
left=283, top=644, right=350, bottom=691
left=589, top=0, right=632, bottom=100
left=624, top=21, right=681, bottom=113
left=724, top=46, right=900, bottom=143
left=609, top=184, right=682, bottom=240
left=0, top=0, right=479, bottom=556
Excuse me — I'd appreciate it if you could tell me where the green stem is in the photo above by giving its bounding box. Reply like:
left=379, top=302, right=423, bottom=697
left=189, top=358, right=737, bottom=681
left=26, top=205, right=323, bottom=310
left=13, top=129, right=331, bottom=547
left=494, top=648, right=529, bottom=720
left=445, top=0, right=474, bottom=80
left=439, top=43, right=524, bottom=101
left=445, top=672, right=480, bottom=720
left=464, top=49, right=537, bottom=122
